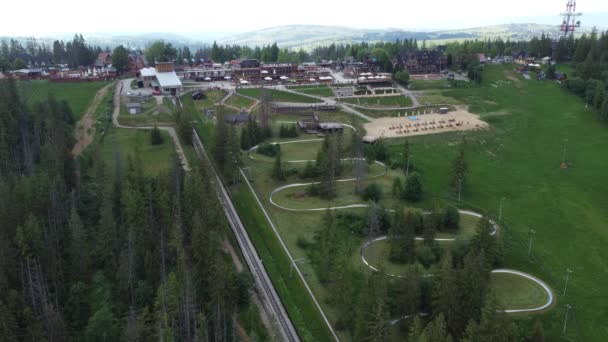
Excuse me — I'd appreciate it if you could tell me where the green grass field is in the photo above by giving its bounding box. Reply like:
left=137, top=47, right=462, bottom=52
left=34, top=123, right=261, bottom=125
left=225, top=93, right=257, bottom=109
left=490, top=272, right=551, bottom=311
left=340, top=95, right=412, bottom=107
left=118, top=99, right=175, bottom=126
left=231, top=183, right=335, bottom=342
left=235, top=63, right=608, bottom=340
left=290, top=86, right=335, bottom=97
left=18, top=80, right=107, bottom=119
left=237, top=88, right=323, bottom=103
left=98, top=127, right=174, bottom=176
left=382, top=64, right=608, bottom=340
left=416, top=90, right=464, bottom=106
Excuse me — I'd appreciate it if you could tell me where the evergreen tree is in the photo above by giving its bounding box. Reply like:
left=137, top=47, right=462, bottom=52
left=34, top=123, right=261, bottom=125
left=530, top=320, right=546, bottom=342
left=111, top=45, right=129, bottom=74
left=391, top=177, right=403, bottom=198
left=389, top=208, right=416, bottom=263
left=402, top=140, right=411, bottom=176
left=69, top=205, right=88, bottom=281
left=150, top=125, right=164, bottom=145
left=461, top=292, right=518, bottom=342
left=271, top=152, right=285, bottom=181
left=449, top=137, right=467, bottom=196
left=403, top=172, right=423, bottom=202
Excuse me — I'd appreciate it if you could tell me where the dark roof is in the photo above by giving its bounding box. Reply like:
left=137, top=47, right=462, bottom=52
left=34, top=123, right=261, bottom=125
left=224, top=113, right=251, bottom=124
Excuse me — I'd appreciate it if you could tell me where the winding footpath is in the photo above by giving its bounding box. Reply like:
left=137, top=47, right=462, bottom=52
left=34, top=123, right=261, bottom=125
left=252, top=135, right=554, bottom=316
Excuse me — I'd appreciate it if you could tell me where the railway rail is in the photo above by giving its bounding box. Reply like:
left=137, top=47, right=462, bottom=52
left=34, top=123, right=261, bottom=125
left=192, top=129, right=299, bottom=342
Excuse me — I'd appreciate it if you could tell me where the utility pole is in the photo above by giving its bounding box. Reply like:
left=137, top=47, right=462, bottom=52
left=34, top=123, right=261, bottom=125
left=562, top=304, right=572, bottom=335
left=528, top=229, right=536, bottom=257
left=458, top=178, right=463, bottom=202
left=499, top=197, right=507, bottom=222
left=563, top=268, right=573, bottom=296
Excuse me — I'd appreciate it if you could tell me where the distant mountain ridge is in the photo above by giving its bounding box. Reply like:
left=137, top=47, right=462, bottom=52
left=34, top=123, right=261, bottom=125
left=217, top=23, right=596, bottom=49
left=2, top=22, right=603, bottom=51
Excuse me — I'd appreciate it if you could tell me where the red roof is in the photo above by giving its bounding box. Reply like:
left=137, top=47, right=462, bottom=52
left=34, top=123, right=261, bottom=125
left=98, top=52, right=111, bottom=61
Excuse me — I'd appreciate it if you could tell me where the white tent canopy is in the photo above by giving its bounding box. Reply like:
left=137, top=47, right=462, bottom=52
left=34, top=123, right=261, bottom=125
left=240, top=80, right=249, bottom=84
left=204, top=77, right=211, bottom=81
left=280, top=75, right=289, bottom=80
left=224, top=76, right=231, bottom=80
left=264, top=76, right=272, bottom=81
left=261, top=70, right=269, bottom=74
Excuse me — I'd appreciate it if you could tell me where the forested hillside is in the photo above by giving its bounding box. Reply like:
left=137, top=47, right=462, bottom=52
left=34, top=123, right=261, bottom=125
left=0, top=78, right=254, bottom=341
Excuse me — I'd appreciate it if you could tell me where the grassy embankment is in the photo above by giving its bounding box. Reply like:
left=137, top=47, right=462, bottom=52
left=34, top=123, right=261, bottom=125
left=18, top=79, right=107, bottom=120
left=238, top=88, right=324, bottom=103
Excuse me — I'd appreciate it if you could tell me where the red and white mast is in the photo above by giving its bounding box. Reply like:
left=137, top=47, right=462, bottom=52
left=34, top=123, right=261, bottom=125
left=560, top=0, right=582, bottom=36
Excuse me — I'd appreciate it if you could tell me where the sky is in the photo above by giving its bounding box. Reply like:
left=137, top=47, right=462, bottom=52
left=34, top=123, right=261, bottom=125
left=1, top=0, right=607, bottom=36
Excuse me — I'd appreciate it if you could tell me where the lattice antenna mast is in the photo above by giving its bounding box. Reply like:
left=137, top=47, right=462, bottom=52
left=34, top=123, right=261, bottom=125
left=560, top=0, right=582, bottom=37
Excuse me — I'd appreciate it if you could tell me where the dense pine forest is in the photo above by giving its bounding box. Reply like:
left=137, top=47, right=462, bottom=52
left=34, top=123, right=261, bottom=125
left=0, top=78, right=254, bottom=341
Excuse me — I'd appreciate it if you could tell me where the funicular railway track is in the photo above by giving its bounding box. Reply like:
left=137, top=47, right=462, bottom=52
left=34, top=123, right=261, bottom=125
left=192, top=129, right=299, bottom=342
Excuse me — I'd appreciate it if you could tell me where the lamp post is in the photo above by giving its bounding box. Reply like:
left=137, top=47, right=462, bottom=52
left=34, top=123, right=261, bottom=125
left=563, top=268, right=573, bottom=297
left=563, top=304, right=572, bottom=335
left=499, top=197, right=507, bottom=222
left=562, top=138, right=568, bottom=164
left=458, top=179, right=463, bottom=202
left=527, top=229, right=536, bottom=257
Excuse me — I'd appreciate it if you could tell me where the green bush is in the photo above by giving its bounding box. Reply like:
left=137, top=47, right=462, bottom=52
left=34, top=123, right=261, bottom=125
left=442, top=205, right=460, bottom=231
left=417, top=245, right=436, bottom=268
left=362, top=182, right=383, bottom=202
left=299, top=161, right=317, bottom=179
left=403, top=172, right=423, bottom=202
left=257, top=143, right=280, bottom=157
left=150, top=125, right=164, bottom=145
left=296, top=235, right=311, bottom=249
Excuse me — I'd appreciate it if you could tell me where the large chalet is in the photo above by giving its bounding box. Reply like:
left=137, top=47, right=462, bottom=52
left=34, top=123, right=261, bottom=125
left=395, top=51, right=447, bottom=75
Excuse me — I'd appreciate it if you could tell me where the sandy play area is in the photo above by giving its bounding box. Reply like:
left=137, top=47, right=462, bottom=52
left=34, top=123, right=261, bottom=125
left=363, top=109, right=488, bottom=140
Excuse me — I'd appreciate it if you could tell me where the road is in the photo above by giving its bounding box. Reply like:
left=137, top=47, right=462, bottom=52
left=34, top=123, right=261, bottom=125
left=113, top=79, right=190, bottom=171
left=191, top=130, right=300, bottom=342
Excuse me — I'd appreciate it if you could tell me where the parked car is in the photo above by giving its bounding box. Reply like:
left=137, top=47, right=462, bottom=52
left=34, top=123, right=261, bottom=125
left=152, top=89, right=161, bottom=96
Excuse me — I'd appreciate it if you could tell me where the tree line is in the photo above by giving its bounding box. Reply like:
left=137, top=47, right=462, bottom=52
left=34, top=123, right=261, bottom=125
left=0, top=78, right=252, bottom=341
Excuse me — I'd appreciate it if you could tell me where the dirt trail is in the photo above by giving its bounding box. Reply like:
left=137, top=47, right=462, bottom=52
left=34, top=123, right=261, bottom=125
left=72, top=83, right=112, bottom=156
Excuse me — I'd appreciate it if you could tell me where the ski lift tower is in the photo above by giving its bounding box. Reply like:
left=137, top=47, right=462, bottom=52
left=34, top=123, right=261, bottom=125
left=560, top=0, right=582, bottom=37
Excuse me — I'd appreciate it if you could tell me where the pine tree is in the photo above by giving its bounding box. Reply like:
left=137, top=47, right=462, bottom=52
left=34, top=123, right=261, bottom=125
left=530, top=320, right=546, bottom=342
left=402, top=140, right=411, bottom=176
left=403, top=172, right=423, bottom=202
left=69, top=205, right=88, bottom=281
left=389, top=208, right=416, bottom=263
left=592, top=81, right=605, bottom=110
left=601, top=97, right=608, bottom=121
left=150, top=125, right=164, bottom=145
left=398, top=268, right=421, bottom=315
left=391, top=177, right=403, bottom=198
left=271, top=152, right=285, bottom=181
left=461, top=292, right=518, bottom=342
left=449, top=137, right=467, bottom=196
left=212, top=108, right=228, bottom=172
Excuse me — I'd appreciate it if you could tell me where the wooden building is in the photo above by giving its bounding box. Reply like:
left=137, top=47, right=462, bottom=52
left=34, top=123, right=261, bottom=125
left=396, top=51, right=447, bottom=75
